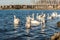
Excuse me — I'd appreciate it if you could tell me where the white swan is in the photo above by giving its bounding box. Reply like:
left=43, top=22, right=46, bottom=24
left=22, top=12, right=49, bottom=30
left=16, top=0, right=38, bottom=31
left=36, top=15, right=43, bottom=21
left=36, top=13, right=41, bottom=21
left=57, top=15, right=60, bottom=17
left=36, top=13, right=46, bottom=21
left=31, top=13, right=34, bottom=20
left=14, top=15, right=20, bottom=25
left=25, top=16, right=31, bottom=29
left=30, top=13, right=40, bottom=26
left=26, top=14, right=41, bottom=27
left=31, top=20, right=40, bottom=26
left=47, top=14, right=52, bottom=20
left=51, top=12, right=60, bottom=18
left=42, top=14, right=46, bottom=18
left=51, top=12, right=58, bottom=18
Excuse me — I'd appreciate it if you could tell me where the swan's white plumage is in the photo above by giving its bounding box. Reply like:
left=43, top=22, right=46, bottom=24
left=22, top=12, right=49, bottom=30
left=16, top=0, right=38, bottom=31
left=14, top=15, right=20, bottom=25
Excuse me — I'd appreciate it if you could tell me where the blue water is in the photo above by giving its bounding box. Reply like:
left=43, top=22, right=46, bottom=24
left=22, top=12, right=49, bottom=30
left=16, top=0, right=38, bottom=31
left=0, top=10, right=60, bottom=40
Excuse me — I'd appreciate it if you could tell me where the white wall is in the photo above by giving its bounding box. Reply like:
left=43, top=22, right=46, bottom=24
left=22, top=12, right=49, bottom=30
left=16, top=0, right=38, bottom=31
left=0, top=0, right=33, bottom=5
left=0, top=0, right=59, bottom=5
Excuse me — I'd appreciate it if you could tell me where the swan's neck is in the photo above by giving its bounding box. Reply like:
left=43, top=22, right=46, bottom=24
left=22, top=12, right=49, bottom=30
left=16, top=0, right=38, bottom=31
left=14, top=15, right=16, bottom=19
left=48, top=14, right=49, bottom=17
left=32, top=13, right=34, bottom=20
left=36, top=13, right=38, bottom=19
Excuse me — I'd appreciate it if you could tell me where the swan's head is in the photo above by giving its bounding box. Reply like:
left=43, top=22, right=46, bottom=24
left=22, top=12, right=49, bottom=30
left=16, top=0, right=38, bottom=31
left=14, top=15, right=16, bottom=18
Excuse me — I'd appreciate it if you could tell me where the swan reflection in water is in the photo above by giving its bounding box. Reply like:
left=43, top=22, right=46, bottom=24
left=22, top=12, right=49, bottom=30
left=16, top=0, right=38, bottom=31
left=14, top=24, right=19, bottom=29
left=26, top=29, right=31, bottom=40
left=26, top=37, right=30, bottom=40
left=26, top=29, right=30, bottom=34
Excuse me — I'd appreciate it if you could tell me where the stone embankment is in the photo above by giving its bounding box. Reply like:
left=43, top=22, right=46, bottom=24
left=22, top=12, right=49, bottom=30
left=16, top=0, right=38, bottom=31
left=0, top=5, right=60, bottom=10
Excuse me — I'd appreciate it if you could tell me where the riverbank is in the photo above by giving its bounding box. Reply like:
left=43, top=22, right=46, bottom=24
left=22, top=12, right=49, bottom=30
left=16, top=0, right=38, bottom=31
left=0, top=8, right=60, bottom=10
left=0, top=5, right=60, bottom=10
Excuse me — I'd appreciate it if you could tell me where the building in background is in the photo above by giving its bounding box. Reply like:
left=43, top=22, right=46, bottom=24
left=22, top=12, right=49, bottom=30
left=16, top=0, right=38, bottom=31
left=0, top=0, right=60, bottom=9
left=32, top=0, right=60, bottom=5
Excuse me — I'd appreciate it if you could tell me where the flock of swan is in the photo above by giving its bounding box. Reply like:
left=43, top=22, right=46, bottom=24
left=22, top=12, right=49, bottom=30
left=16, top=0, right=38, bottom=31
left=5, top=12, right=60, bottom=40
left=14, top=12, right=60, bottom=29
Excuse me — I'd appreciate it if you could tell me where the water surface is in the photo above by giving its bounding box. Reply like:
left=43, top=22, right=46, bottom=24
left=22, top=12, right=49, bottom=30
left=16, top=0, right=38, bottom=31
left=0, top=10, right=60, bottom=40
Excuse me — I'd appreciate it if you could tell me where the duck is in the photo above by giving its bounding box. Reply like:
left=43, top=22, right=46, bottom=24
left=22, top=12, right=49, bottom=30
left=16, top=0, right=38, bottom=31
left=14, top=15, right=20, bottom=25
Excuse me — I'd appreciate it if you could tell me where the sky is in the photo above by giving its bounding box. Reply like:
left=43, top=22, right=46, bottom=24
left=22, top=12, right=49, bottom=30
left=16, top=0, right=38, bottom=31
left=0, top=0, right=35, bottom=5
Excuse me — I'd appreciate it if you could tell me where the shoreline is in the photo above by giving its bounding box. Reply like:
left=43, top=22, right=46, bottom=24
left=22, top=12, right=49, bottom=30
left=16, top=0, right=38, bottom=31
left=0, top=9, right=60, bottom=10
